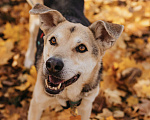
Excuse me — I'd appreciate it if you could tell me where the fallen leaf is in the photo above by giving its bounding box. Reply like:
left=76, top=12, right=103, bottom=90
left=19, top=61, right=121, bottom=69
left=136, top=99, right=150, bottom=117
left=133, top=79, right=150, bottom=98
left=126, top=96, right=139, bottom=106
left=0, top=39, right=14, bottom=65
left=104, top=88, right=126, bottom=106
left=96, top=108, right=113, bottom=119
left=106, top=116, right=116, bottom=120
left=113, top=110, right=124, bottom=118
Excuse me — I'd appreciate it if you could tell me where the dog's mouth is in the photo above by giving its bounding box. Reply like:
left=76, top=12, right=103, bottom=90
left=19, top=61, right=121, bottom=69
left=45, top=74, right=80, bottom=94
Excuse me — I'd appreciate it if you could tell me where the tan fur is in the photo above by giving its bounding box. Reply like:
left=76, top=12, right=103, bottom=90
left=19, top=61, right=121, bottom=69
left=27, top=3, right=124, bottom=120
left=24, top=15, right=39, bottom=68
left=27, top=0, right=43, bottom=7
left=24, top=0, right=43, bottom=68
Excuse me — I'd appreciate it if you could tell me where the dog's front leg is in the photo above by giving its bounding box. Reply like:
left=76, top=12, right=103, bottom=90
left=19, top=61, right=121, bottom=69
left=77, top=86, right=99, bottom=120
left=24, top=15, right=39, bottom=68
left=28, top=92, right=51, bottom=120
left=77, top=100, right=92, bottom=120
left=28, top=98, right=45, bottom=120
left=28, top=71, right=52, bottom=120
left=28, top=88, right=53, bottom=120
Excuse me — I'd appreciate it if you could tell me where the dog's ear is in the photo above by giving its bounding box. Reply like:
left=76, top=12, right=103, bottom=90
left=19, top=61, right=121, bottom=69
left=89, top=20, right=124, bottom=51
left=29, top=3, right=66, bottom=34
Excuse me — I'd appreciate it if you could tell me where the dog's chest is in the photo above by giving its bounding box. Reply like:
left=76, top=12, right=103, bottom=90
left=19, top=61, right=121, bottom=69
left=56, top=82, right=84, bottom=105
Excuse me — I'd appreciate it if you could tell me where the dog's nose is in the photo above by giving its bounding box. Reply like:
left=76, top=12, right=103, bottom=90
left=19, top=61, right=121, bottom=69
left=46, top=57, right=64, bottom=73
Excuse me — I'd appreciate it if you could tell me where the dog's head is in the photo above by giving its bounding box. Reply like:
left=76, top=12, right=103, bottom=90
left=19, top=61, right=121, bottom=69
left=30, top=4, right=124, bottom=95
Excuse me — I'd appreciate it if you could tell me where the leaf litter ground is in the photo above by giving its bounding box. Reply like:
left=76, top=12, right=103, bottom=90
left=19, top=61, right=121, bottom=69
left=0, top=0, right=150, bottom=120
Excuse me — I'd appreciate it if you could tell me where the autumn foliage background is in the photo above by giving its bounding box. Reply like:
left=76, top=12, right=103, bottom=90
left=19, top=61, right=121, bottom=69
left=0, top=0, right=150, bottom=120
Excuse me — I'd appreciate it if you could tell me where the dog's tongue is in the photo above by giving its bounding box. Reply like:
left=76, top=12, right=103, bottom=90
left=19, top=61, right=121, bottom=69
left=48, top=75, right=63, bottom=84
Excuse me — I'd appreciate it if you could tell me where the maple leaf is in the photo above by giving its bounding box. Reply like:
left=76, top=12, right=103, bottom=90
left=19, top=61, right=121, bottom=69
left=15, top=66, right=37, bottom=91
left=135, top=99, right=150, bottom=117
left=0, top=39, right=14, bottom=65
left=96, top=108, right=113, bottom=119
left=133, top=79, right=150, bottom=98
left=3, top=22, right=20, bottom=42
left=104, top=88, right=126, bottom=106
left=126, top=96, right=139, bottom=107
left=15, top=74, right=30, bottom=91
left=3, top=22, right=29, bottom=52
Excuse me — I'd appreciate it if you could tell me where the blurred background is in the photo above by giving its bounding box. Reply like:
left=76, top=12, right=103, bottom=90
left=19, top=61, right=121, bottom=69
left=0, top=0, right=150, bottom=120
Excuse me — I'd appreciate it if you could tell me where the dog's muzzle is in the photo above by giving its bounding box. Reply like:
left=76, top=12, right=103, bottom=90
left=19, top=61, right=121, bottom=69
left=44, top=57, right=80, bottom=94
left=45, top=74, right=80, bottom=94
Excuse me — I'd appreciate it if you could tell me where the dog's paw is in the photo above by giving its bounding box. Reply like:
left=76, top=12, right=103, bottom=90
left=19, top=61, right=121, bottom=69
left=54, top=106, right=63, bottom=112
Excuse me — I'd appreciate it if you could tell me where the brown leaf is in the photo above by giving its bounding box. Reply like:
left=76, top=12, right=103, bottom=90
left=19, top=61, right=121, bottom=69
left=104, top=88, right=126, bottom=106
left=136, top=99, right=150, bottom=117
left=2, top=80, right=14, bottom=87
left=95, top=108, right=113, bottom=119
left=93, top=90, right=107, bottom=113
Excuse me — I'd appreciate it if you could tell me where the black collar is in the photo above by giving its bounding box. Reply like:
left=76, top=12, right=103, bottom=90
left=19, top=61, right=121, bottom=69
left=62, top=99, right=82, bottom=109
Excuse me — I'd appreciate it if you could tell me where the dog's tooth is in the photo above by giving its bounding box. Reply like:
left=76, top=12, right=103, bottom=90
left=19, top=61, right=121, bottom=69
left=54, top=87, right=57, bottom=90
left=57, top=83, right=61, bottom=89
left=48, top=85, right=52, bottom=89
left=45, top=79, right=48, bottom=87
left=51, top=87, right=57, bottom=90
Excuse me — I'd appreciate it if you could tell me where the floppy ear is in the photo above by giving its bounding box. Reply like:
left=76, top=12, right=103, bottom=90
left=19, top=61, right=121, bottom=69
left=29, top=3, right=66, bottom=34
left=89, top=20, right=124, bottom=51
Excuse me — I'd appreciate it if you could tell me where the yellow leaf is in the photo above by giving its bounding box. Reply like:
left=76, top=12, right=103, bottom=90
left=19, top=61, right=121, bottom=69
left=142, top=85, right=150, bottom=97
left=133, top=79, right=150, bottom=98
left=3, top=22, right=20, bottom=42
left=113, top=62, right=119, bottom=70
left=30, top=65, right=37, bottom=79
left=148, top=37, right=150, bottom=43
left=139, top=19, right=150, bottom=27
left=3, top=23, right=29, bottom=51
left=126, top=96, right=139, bottom=106
left=106, top=116, right=115, bottom=120
left=0, top=39, right=14, bottom=65
left=135, top=38, right=144, bottom=45
left=15, top=78, right=30, bottom=91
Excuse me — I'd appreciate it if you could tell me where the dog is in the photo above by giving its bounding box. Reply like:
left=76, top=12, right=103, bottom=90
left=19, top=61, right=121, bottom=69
left=26, top=0, right=124, bottom=120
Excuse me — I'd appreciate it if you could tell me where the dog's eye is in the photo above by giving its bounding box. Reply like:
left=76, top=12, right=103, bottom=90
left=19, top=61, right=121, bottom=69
left=76, top=44, right=88, bottom=53
left=49, top=37, right=57, bottom=45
